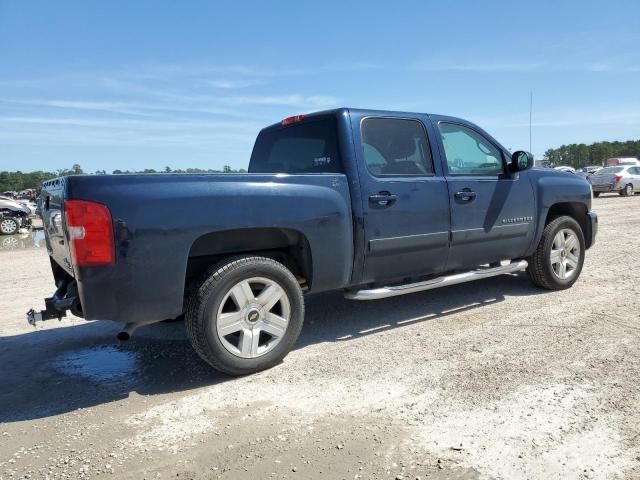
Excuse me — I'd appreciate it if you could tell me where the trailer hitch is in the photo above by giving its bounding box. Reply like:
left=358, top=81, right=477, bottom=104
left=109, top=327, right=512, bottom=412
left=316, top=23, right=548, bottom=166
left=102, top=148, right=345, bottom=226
left=26, top=280, right=80, bottom=326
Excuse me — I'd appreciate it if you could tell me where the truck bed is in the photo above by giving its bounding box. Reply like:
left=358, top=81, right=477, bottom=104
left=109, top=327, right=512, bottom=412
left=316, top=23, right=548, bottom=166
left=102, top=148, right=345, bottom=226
left=40, top=173, right=354, bottom=324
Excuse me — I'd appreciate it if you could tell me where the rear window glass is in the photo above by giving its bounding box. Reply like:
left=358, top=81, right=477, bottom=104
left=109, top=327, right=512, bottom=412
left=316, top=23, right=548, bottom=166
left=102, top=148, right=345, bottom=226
left=249, top=117, right=342, bottom=174
left=596, top=167, right=623, bottom=175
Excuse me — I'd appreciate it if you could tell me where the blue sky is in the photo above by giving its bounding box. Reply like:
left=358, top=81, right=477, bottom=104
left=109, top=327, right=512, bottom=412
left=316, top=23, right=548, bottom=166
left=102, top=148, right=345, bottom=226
left=1, top=0, right=639, bottom=172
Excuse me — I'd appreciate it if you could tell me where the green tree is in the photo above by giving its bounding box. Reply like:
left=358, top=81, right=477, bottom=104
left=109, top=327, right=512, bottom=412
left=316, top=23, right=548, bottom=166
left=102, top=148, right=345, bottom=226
left=545, top=138, right=640, bottom=168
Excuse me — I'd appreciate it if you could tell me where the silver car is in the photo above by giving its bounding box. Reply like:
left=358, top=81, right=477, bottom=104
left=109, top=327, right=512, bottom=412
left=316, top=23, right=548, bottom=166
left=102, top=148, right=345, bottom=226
left=589, top=165, right=640, bottom=197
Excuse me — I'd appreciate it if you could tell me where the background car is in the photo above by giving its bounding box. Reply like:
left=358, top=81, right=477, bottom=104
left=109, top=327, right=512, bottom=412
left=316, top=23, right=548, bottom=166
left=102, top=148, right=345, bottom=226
left=589, top=165, right=640, bottom=197
left=576, top=165, right=602, bottom=179
left=0, top=196, right=33, bottom=235
left=554, top=166, right=576, bottom=174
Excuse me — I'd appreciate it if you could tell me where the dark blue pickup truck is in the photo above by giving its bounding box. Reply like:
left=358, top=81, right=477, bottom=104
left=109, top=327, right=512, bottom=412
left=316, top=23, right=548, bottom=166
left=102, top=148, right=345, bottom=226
left=31, top=108, right=597, bottom=374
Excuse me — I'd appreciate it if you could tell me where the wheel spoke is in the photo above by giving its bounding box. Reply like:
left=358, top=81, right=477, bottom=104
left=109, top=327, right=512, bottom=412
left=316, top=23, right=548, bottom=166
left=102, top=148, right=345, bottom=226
left=564, top=234, right=578, bottom=252
left=238, top=329, right=254, bottom=356
left=557, top=260, right=567, bottom=279
left=251, top=329, right=261, bottom=356
left=566, top=252, right=580, bottom=269
left=553, top=232, right=566, bottom=249
left=217, top=311, right=244, bottom=336
left=550, top=249, right=562, bottom=265
left=229, top=281, right=254, bottom=309
left=261, top=313, right=288, bottom=338
left=257, top=284, right=284, bottom=312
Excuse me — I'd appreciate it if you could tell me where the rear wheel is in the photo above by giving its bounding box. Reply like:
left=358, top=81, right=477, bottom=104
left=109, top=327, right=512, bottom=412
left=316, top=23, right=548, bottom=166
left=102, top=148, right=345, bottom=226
left=185, top=256, right=304, bottom=375
left=0, top=217, right=19, bottom=235
left=621, top=184, right=634, bottom=196
left=527, top=216, right=585, bottom=290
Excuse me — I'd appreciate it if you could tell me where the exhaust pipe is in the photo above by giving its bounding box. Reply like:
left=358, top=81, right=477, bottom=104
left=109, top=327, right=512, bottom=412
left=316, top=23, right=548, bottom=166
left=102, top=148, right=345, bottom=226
left=116, top=323, right=138, bottom=341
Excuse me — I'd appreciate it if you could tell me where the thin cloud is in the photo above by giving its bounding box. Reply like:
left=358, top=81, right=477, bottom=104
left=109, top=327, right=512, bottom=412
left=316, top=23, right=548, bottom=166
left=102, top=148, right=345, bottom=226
left=413, top=60, right=546, bottom=72
left=204, top=79, right=264, bottom=89
left=475, top=107, right=640, bottom=129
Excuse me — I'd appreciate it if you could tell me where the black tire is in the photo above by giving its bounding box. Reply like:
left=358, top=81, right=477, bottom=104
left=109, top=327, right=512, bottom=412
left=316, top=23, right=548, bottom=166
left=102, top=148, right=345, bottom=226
left=621, top=184, right=633, bottom=197
left=526, top=216, right=585, bottom=290
left=593, top=192, right=600, bottom=198
left=185, top=256, right=304, bottom=375
left=0, top=217, right=19, bottom=235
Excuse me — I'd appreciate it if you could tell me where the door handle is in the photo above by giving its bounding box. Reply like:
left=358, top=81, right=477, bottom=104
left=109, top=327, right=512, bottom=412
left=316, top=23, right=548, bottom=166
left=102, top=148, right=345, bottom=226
left=369, top=192, right=398, bottom=207
left=454, top=190, right=477, bottom=201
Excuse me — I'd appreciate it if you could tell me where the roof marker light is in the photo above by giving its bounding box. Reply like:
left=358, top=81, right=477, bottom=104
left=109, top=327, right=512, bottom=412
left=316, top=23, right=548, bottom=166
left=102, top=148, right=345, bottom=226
left=281, top=114, right=305, bottom=125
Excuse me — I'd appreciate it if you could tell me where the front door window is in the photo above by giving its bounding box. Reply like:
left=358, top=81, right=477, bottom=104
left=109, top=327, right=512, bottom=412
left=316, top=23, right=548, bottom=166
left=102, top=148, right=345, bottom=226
left=438, top=123, right=504, bottom=175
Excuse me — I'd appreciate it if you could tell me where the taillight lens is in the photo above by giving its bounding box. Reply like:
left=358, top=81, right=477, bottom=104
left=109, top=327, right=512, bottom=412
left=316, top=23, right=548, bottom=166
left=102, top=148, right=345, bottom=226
left=614, top=175, right=623, bottom=184
left=64, top=200, right=115, bottom=266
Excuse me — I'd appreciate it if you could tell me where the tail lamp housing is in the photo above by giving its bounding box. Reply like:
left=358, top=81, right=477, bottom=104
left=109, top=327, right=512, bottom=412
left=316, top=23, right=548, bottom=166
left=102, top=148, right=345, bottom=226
left=64, top=200, right=115, bottom=266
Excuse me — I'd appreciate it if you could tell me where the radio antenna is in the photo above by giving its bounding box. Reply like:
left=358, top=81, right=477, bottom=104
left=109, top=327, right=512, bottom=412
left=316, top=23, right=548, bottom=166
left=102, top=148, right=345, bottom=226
left=529, top=90, right=533, bottom=153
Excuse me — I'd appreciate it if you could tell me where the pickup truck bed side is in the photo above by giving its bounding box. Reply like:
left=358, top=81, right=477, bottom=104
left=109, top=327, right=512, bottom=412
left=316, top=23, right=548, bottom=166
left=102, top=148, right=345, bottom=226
left=42, top=173, right=353, bottom=323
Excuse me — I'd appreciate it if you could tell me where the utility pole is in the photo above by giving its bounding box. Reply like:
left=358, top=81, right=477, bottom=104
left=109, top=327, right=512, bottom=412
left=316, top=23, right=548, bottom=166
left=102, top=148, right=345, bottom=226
left=529, top=91, right=533, bottom=153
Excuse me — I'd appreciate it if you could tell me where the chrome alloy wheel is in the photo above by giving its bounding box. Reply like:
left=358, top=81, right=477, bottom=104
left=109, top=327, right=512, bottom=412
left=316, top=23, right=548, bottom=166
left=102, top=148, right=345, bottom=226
left=550, top=228, right=581, bottom=280
left=0, top=218, right=18, bottom=234
left=216, top=276, right=291, bottom=359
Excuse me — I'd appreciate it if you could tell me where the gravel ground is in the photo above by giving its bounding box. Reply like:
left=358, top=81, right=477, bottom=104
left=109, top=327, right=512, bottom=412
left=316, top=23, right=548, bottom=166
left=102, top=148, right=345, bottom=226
left=1, top=194, right=639, bottom=480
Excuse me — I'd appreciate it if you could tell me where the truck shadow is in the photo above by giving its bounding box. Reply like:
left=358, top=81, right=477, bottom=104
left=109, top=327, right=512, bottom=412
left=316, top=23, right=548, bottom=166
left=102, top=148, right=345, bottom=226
left=0, top=273, right=542, bottom=423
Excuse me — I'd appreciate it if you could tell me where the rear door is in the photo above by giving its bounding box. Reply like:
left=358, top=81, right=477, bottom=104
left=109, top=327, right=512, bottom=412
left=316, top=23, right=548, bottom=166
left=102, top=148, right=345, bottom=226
left=432, top=119, right=536, bottom=270
left=352, top=114, right=451, bottom=284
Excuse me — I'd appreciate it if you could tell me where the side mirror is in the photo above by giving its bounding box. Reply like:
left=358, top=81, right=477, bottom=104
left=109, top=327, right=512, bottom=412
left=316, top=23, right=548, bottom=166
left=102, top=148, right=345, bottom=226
left=510, top=151, right=534, bottom=173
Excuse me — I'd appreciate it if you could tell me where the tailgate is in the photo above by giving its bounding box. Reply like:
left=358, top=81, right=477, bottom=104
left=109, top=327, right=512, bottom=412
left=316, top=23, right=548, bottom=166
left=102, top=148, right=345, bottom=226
left=40, top=178, right=75, bottom=276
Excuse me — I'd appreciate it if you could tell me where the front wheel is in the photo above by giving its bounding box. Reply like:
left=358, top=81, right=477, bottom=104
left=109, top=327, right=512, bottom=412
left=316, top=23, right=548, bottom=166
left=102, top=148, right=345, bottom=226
left=526, top=216, right=585, bottom=290
left=0, top=217, right=19, bottom=235
left=185, top=256, right=304, bottom=375
left=593, top=192, right=600, bottom=198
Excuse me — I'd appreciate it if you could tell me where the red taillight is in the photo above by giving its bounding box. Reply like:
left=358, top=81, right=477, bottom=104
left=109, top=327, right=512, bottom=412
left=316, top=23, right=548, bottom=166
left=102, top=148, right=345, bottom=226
left=281, top=114, right=305, bottom=125
left=614, top=175, right=623, bottom=184
left=64, top=200, right=115, bottom=266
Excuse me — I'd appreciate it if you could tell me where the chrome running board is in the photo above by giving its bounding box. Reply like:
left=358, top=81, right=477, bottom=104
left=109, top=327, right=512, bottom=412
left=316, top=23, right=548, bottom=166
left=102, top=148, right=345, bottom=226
left=344, top=260, right=528, bottom=300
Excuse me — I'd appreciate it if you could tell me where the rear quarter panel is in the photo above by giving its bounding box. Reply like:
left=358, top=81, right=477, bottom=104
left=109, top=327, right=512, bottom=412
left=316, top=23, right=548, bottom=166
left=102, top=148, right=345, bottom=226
left=63, top=173, right=353, bottom=324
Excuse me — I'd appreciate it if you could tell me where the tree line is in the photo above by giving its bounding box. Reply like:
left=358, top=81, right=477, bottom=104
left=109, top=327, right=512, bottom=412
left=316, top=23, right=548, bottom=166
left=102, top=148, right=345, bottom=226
left=544, top=139, right=640, bottom=169
left=0, top=164, right=247, bottom=192
left=4, top=139, right=640, bottom=192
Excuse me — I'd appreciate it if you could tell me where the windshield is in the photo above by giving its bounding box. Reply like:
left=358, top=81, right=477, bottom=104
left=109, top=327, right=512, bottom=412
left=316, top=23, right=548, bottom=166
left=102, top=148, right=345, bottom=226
left=249, top=116, right=342, bottom=174
left=595, top=167, right=623, bottom=175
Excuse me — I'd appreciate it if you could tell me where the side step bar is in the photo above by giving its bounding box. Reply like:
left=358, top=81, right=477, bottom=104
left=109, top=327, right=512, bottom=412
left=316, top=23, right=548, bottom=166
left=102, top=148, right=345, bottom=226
left=344, top=260, right=528, bottom=301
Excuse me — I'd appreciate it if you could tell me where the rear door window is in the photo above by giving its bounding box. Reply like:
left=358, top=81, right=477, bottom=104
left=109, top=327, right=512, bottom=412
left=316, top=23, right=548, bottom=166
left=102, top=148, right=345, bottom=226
left=360, top=117, right=434, bottom=176
left=249, top=117, right=342, bottom=173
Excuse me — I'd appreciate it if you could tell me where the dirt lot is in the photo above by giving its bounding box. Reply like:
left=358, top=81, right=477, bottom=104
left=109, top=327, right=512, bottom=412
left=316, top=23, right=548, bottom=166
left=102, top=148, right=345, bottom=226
left=1, top=194, right=639, bottom=480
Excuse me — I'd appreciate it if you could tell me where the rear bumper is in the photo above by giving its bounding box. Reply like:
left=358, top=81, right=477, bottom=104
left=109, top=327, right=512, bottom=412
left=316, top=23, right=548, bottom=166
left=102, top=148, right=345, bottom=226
left=591, top=184, right=620, bottom=192
left=586, top=211, right=598, bottom=248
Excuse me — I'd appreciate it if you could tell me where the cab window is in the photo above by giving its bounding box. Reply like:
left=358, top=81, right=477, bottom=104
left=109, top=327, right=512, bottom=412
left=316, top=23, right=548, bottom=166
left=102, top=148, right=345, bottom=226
left=361, top=118, right=434, bottom=176
left=249, top=117, right=342, bottom=173
left=438, top=123, right=504, bottom=175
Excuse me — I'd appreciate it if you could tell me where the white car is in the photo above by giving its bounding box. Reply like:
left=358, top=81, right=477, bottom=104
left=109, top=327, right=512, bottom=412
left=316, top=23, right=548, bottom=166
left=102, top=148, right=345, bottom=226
left=554, top=166, right=576, bottom=174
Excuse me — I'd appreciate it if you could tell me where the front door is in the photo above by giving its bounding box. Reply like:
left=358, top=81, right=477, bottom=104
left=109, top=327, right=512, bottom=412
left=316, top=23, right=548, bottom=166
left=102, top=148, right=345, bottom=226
left=434, top=120, right=536, bottom=270
left=354, top=115, right=451, bottom=284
